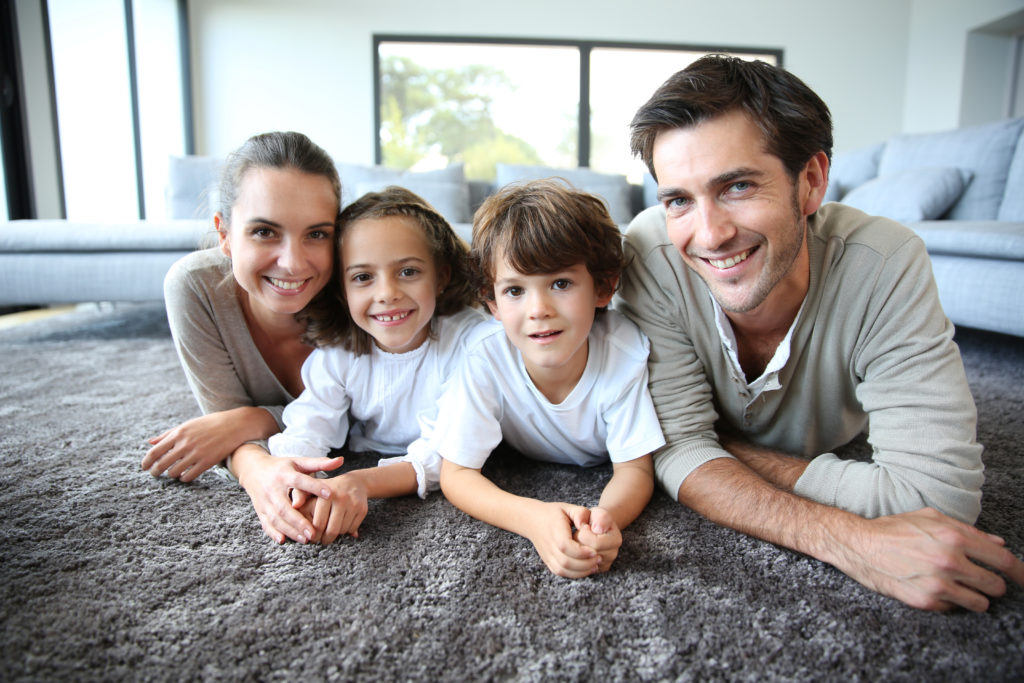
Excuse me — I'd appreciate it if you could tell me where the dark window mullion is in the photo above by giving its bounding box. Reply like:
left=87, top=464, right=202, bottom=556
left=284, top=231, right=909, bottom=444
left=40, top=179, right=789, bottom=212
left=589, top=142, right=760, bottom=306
left=123, top=0, right=144, bottom=218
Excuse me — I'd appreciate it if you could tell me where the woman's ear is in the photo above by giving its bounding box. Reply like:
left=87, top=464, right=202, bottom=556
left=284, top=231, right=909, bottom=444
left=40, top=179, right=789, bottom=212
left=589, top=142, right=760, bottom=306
left=214, top=213, right=231, bottom=257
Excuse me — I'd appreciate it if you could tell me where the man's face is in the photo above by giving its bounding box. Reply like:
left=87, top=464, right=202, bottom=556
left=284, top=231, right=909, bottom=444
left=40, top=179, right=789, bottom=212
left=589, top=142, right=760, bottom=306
left=652, top=110, right=821, bottom=318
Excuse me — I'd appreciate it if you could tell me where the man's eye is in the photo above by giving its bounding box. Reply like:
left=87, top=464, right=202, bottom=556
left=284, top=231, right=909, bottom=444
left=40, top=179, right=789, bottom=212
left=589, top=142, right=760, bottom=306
left=667, top=197, right=690, bottom=208
left=729, top=181, right=752, bottom=193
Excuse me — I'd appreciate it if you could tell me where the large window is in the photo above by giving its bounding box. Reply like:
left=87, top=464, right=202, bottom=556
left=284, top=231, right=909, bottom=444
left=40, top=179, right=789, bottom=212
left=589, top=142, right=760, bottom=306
left=46, top=0, right=190, bottom=220
left=375, top=37, right=780, bottom=182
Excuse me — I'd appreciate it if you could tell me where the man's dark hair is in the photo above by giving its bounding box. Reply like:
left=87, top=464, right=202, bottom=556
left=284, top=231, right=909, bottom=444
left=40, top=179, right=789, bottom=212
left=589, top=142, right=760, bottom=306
left=630, top=54, right=833, bottom=181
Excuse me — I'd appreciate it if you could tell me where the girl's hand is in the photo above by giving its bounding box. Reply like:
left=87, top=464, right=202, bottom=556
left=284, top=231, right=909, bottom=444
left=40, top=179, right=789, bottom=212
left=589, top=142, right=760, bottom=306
left=301, top=474, right=370, bottom=544
left=233, top=447, right=343, bottom=544
left=524, top=502, right=602, bottom=578
left=574, top=507, right=623, bottom=572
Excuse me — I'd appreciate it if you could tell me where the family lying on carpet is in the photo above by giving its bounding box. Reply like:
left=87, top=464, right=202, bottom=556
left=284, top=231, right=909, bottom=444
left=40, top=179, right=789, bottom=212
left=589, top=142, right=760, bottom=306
left=140, top=56, right=1024, bottom=612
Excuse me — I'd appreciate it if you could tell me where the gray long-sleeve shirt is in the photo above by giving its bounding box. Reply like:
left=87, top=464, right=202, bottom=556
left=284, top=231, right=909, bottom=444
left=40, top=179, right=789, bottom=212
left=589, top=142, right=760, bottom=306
left=615, top=202, right=984, bottom=524
left=164, top=248, right=293, bottom=428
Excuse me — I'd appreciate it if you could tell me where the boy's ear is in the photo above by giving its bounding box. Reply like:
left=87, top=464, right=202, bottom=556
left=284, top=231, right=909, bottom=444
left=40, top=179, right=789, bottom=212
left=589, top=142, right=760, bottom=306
left=596, top=276, right=619, bottom=308
left=485, top=298, right=500, bottom=319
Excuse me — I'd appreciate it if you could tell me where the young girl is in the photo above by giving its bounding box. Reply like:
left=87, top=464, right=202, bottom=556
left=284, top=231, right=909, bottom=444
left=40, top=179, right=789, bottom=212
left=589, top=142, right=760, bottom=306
left=268, top=186, right=482, bottom=544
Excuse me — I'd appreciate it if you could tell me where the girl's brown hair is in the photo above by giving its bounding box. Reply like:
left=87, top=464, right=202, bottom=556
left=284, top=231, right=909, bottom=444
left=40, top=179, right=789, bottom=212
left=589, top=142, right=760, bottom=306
left=300, top=186, right=476, bottom=354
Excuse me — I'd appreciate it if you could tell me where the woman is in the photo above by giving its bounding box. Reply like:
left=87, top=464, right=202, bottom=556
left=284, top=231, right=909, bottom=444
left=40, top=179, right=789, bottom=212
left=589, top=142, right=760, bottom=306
left=143, top=131, right=342, bottom=544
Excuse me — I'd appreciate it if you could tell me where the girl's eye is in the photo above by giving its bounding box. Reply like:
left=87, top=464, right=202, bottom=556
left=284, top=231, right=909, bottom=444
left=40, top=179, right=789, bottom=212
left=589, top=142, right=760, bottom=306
left=552, top=279, right=571, bottom=291
left=351, top=273, right=372, bottom=284
left=399, top=267, right=420, bottom=278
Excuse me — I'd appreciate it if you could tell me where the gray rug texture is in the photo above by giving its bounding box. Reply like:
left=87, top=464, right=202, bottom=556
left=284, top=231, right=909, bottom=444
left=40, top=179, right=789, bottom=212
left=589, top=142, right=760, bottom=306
left=0, top=302, right=1021, bottom=681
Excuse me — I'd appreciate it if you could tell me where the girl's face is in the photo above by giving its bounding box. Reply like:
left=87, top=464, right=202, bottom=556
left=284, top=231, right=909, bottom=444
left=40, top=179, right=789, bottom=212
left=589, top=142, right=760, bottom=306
left=341, top=215, right=449, bottom=354
left=218, top=167, right=338, bottom=321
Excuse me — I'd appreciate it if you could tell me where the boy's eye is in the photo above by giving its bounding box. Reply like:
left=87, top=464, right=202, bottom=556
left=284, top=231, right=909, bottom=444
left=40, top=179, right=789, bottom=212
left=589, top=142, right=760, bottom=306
left=503, top=286, right=524, bottom=298
left=552, top=279, right=571, bottom=291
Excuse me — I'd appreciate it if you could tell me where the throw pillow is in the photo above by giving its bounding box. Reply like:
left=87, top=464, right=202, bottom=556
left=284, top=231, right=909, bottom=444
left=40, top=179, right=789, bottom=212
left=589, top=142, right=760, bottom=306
left=166, top=155, right=222, bottom=219
left=840, top=167, right=973, bottom=223
left=495, top=163, right=633, bottom=224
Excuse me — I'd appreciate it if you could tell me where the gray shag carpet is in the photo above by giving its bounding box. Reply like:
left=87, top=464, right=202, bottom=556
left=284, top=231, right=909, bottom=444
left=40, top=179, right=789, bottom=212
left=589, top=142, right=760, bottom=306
left=1, top=303, right=1021, bottom=682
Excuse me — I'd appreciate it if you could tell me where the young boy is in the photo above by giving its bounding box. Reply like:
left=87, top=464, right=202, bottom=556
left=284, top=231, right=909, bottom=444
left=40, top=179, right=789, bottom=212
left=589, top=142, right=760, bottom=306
left=433, top=178, right=664, bottom=577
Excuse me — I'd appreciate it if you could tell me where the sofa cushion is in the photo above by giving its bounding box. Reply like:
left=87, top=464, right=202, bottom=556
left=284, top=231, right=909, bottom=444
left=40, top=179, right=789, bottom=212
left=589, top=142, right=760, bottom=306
left=495, top=163, right=633, bottom=225
left=166, top=156, right=222, bottom=219
left=877, top=117, right=1024, bottom=220
left=338, top=162, right=470, bottom=223
left=840, top=167, right=972, bottom=223
left=998, top=126, right=1024, bottom=221
left=353, top=179, right=470, bottom=226
left=825, top=142, right=885, bottom=203
left=0, top=220, right=210, bottom=252
left=909, top=220, right=1024, bottom=261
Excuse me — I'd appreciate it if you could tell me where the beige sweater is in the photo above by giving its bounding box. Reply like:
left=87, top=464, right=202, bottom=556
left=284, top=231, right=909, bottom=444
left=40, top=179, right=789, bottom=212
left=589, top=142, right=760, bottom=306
left=615, top=202, right=984, bottom=524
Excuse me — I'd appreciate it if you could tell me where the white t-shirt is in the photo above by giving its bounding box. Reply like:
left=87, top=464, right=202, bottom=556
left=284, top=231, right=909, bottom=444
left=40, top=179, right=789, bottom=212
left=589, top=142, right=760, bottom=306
left=268, top=307, right=484, bottom=464
left=427, top=310, right=665, bottom=471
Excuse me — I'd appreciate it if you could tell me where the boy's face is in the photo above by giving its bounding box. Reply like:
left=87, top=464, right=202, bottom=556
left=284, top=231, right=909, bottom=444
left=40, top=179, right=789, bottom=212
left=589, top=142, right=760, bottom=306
left=487, top=254, right=612, bottom=396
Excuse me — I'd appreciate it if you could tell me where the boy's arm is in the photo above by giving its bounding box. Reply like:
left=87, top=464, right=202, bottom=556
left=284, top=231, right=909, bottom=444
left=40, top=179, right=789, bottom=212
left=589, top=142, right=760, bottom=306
left=304, top=462, right=420, bottom=544
left=576, top=455, right=655, bottom=572
left=440, top=459, right=601, bottom=578
left=597, top=454, right=655, bottom=529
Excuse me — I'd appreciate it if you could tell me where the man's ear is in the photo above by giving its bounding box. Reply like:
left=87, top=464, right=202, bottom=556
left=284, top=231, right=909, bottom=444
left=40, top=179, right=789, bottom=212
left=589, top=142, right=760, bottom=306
left=215, top=213, right=231, bottom=257
left=799, top=151, right=830, bottom=216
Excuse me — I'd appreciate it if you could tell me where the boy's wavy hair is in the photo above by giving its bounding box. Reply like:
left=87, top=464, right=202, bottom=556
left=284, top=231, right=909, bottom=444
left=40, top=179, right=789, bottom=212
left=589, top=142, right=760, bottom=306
left=300, top=186, right=476, bottom=354
left=470, top=178, right=624, bottom=310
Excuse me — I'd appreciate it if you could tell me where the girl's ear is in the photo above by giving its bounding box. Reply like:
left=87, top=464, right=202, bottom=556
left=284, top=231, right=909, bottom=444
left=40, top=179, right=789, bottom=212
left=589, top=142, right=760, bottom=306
left=436, top=264, right=451, bottom=296
left=215, top=213, right=231, bottom=257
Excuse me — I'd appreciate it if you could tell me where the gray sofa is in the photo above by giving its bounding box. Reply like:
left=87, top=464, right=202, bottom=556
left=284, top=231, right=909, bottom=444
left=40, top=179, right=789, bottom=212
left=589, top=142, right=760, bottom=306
left=3, top=121, right=1021, bottom=340
left=825, top=116, right=1024, bottom=338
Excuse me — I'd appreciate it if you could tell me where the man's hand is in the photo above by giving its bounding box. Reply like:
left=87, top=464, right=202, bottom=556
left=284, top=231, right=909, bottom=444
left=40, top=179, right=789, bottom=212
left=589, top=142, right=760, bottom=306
left=574, top=507, right=623, bottom=572
left=827, top=507, right=1024, bottom=612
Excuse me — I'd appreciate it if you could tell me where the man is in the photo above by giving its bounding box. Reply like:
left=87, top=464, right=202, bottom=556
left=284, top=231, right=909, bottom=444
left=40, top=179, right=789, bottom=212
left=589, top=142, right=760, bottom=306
left=615, top=54, right=1024, bottom=611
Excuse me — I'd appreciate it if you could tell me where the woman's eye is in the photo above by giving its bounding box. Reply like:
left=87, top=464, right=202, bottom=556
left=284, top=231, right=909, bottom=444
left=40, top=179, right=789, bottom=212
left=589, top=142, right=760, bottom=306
left=251, top=226, right=275, bottom=239
left=310, top=229, right=332, bottom=240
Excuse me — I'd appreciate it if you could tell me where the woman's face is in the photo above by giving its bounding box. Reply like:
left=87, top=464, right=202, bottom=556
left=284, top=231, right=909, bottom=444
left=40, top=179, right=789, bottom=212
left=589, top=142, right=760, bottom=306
left=218, top=167, right=338, bottom=320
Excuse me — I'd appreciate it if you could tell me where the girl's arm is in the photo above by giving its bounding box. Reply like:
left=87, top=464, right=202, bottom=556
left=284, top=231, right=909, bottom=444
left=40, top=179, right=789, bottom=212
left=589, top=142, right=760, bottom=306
left=440, top=458, right=601, bottom=578
left=303, top=462, right=420, bottom=544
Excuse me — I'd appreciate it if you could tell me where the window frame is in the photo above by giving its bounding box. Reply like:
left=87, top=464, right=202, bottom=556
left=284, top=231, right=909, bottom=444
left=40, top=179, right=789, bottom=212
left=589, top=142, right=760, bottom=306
left=372, top=35, right=783, bottom=169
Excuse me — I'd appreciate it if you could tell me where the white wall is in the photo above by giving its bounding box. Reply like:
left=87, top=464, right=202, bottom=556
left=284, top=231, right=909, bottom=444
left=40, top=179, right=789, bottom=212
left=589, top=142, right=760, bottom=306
left=187, top=0, right=1022, bottom=166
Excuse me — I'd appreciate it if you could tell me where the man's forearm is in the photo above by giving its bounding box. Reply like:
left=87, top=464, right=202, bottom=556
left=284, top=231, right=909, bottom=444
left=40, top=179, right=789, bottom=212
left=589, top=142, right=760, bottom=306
left=677, top=457, right=854, bottom=565
left=718, top=437, right=809, bottom=491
